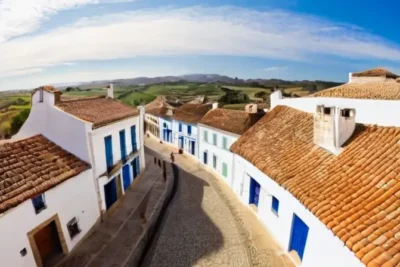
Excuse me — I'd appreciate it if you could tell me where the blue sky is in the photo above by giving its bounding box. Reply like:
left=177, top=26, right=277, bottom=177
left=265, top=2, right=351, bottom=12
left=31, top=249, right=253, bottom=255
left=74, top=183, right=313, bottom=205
left=0, top=0, right=399, bottom=90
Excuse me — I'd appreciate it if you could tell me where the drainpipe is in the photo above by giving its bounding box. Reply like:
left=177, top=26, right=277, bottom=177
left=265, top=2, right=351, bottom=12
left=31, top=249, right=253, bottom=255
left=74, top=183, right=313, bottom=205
left=87, top=130, right=104, bottom=222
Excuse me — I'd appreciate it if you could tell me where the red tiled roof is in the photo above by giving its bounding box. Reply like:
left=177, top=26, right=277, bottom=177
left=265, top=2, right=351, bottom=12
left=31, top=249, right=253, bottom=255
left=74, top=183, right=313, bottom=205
left=199, top=108, right=265, bottom=135
left=0, top=135, right=89, bottom=213
left=352, top=68, right=399, bottom=79
left=173, top=103, right=212, bottom=124
left=56, top=96, right=139, bottom=129
left=145, top=97, right=175, bottom=118
left=230, top=105, right=400, bottom=266
left=313, top=80, right=400, bottom=100
left=31, top=85, right=61, bottom=95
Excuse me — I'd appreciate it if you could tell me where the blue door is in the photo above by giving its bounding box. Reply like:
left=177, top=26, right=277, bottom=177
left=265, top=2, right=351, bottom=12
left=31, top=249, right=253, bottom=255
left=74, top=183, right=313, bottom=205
left=203, top=151, right=208, bottom=164
left=249, top=178, right=260, bottom=206
left=104, top=135, right=113, bottom=169
left=119, top=130, right=126, bottom=161
left=131, top=125, right=137, bottom=152
left=104, top=178, right=117, bottom=210
left=190, top=140, right=195, bottom=155
left=122, top=164, right=131, bottom=191
left=289, top=214, right=309, bottom=260
left=167, top=130, right=172, bottom=142
left=179, top=136, right=184, bottom=148
left=136, top=157, right=140, bottom=175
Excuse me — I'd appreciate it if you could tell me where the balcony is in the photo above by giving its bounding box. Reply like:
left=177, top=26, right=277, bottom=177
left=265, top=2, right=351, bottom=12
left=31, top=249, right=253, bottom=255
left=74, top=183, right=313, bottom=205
left=103, top=149, right=139, bottom=178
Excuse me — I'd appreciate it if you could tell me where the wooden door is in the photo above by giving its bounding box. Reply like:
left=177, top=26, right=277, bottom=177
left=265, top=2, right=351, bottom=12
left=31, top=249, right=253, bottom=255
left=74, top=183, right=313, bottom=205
left=34, top=221, right=62, bottom=266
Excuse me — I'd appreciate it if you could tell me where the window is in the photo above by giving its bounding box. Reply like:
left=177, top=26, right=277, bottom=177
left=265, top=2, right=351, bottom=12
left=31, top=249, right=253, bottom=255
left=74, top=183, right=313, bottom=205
left=222, top=137, right=228, bottom=150
left=213, top=133, right=217, bottom=146
left=119, top=130, right=127, bottom=161
left=204, top=130, right=208, bottom=142
left=272, top=196, right=279, bottom=214
left=249, top=178, right=260, bottom=207
left=131, top=125, right=137, bottom=152
left=323, top=107, right=331, bottom=115
left=203, top=151, right=208, bottom=164
left=32, top=194, right=46, bottom=214
left=67, top=217, right=81, bottom=239
left=187, top=125, right=192, bottom=135
left=179, top=123, right=182, bottom=132
left=213, top=155, right=217, bottom=169
left=222, top=163, right=228, bottom=177
left=104, top=135, right=113, bottom=169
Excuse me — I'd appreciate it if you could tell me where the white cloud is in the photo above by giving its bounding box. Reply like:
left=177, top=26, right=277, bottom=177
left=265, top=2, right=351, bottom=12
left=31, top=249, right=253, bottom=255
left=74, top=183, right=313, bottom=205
left=264, top=66, right=287, bottom=72
left=0, top=67, right=43, bottom=78
left=0, top=6, right=400, bottom=82
left=0, top=0, right=137, bottom=43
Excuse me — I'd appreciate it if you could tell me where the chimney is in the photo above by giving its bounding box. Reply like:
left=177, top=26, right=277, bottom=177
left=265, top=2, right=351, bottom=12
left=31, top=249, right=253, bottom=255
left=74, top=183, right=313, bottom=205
left=107, top=83, right=114, bottom=99
left=313, top=105, right=356, bottom=155
left=212, top=102, right=219, bottom=109
left=166, top=108, right=174, bottom=117
left=349, top=72, right=353, bottom=83
left=54, top=91, right=62, bottom=104
left=245, top=104, right=257, bottom=114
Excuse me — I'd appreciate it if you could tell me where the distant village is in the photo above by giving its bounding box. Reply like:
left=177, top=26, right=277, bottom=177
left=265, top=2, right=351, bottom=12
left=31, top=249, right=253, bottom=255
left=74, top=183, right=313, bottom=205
left=1, top=68, right=400, bottom=267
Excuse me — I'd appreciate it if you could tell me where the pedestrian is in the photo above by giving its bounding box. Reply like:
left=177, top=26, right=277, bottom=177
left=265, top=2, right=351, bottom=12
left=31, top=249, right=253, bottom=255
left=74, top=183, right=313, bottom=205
left=170, top=151, right=175, bottom=162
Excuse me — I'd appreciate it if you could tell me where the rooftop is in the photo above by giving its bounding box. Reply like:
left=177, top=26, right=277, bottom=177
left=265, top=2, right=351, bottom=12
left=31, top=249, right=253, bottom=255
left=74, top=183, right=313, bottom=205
left=199, top=108, right=265, bottom=135
left=145, top=97, right=175, bottom=118
left=352, top=68, right=399, bottom=79
left=312, top=80, right=400, bottom=100
left=0, top=135, right=90, bottom=213
left=173, top=103, right=212, bottom=124
left=230, top=105, right=400, bottom=266
left=56, top=96, right=139, bottom=129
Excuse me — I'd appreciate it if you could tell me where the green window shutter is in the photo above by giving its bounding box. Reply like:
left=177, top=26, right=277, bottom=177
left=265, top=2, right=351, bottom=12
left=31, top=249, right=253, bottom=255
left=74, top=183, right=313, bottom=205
left=223, top=137, right=227, bottom=149
left=222, top=163, right=228, bottom=177
left=213, top=133, right=217, bottom=146
left=204, top=130, right=208, bottom=141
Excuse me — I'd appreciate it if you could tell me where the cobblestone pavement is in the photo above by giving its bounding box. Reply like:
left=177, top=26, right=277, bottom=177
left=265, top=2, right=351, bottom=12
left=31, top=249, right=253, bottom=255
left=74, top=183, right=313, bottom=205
left=57, top=151, right=167, bottom=267
left=144, top=136, right=295, bottom=267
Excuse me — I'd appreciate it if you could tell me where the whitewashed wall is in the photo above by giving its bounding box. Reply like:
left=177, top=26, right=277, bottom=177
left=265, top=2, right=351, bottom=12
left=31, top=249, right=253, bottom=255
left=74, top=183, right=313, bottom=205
left=16, top=91, right=91, bottom=162
left=172, top=120, right=199, bottom=157
left=89, top=116, right=143, bottom=178
left=198, top=124, right=238, bottom=186
left=0, top=170, right=99, bottom=267
left=159, top=117, right=173, bottom=142
left=271, top=92, right=400, bottom=127
left=232, top=154, right=363, bottom=267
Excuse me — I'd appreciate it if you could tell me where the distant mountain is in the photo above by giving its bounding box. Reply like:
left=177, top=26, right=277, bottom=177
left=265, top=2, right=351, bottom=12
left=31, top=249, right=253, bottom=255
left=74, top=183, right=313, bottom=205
left=54, top=74, right=341, bottom=90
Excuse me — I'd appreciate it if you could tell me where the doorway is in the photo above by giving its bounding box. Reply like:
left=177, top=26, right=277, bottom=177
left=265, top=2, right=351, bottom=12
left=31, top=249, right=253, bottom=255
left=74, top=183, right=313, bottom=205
left=289, top=214, right=309, bottom=260
left=33, top=221, right=63, bottom=267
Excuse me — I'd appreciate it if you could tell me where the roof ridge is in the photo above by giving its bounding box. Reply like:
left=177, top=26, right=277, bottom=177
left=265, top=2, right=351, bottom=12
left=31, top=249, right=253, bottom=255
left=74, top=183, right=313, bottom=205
left=58, top=95, right=106, bottom=104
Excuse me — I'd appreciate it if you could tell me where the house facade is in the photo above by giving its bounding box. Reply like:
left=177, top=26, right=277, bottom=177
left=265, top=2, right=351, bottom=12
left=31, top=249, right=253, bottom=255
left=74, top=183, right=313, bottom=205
left=16, top=85, right=146, bottom=214
left=230, top=68, right=400, bottom=267
left=144, top=97, right=175, bottom=143
left=198, top=105, right=264, bottom=185
left=0, top=135, right=99, bottom=267
left=172, top=103, right=212, bottom=157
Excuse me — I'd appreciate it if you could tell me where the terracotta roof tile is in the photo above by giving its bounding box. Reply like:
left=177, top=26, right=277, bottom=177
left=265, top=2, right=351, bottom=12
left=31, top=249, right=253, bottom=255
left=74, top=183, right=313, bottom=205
left=199, top=108, right=265, bottom=135
left=56, top=96, right=139, bottom=129
left=230, top=105, right=400, bottom=266
left=0, top=135, right=89, bottom=213
left=312, top=80, right=400, bottom=100
left=352, top=68, right=399, bottom=79
left=173, top=103, right=212, bottom=124
left=145, top=97, right=175, bottom=118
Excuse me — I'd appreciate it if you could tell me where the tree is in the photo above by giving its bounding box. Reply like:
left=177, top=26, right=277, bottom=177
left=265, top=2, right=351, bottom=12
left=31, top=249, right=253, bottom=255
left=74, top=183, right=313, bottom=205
left=11, top=109, right=30, bottom=135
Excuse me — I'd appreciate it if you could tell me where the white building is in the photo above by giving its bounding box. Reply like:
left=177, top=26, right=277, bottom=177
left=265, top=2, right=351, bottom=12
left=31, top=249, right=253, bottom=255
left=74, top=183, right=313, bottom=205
left=198, top=104, right=264, bottom=186
left=229, top=68, right=400, bottom=267
left=172, top=103, right=211, bottom=157
left=0, top=135, right=99, bottom=267
left=16, top=85, right=145, bottom=214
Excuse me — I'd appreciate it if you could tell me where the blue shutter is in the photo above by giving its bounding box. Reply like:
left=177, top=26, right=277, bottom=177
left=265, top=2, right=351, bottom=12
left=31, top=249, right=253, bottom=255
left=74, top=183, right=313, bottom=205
left=131, top=125, right=137, bottom=152
left=272, top=196, right=279, bottom=214
left=179, top=123, right=182, bottom=132
left=188, top=125, right=192, bottom=135
left=289, top=214, right=309, bottom=260
left=122, top=164, right=131, bottom=191
left=203, top=151, right=208, bottom=164
left=249, top=178, right=260, bottom=207
left=119, top=130, right=127, bottom=161
left=105, top=135, right=113, bottom=169
left=105, top=178, right=117, bottom=210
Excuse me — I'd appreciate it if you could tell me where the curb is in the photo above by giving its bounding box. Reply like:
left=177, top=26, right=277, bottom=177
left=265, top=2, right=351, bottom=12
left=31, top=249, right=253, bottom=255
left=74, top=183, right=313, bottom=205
left=123, top=148, right=179, bottom=266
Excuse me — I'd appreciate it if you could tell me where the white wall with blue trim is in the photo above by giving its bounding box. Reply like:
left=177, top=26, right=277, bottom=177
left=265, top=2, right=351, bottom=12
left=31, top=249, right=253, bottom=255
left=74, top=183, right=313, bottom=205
left=232, top=154, right=363, bottom=267
left=172, top=120, right=199, bottom=157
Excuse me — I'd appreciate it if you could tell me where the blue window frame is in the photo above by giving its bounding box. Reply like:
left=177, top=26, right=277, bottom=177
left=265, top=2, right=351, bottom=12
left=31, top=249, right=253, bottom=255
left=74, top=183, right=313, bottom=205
left=131, top=125, right=137, bottom=152
left=289, top=214, right=309, bottom=260
left=32, top=194, right=46, bottom=214
left=187, top=125, right=192, bottom=135
left=104, top=135, right=113, bottom=169
left=249, top=178, right=260, bottom=207
left=179, top=123, right=182, bottom=132
left=272, top=196, right=279, bottom=214
left=119, top=130, right=127, bottom=161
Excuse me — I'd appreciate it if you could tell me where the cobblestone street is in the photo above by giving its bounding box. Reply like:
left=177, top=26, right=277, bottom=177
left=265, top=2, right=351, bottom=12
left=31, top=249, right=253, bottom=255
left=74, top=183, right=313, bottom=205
left=143, top=137, right=294, bottom=267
